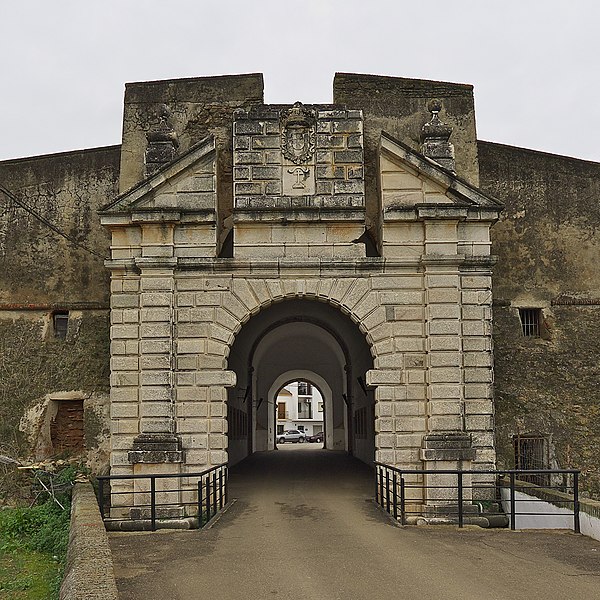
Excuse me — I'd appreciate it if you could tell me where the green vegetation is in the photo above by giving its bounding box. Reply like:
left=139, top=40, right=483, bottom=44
left=0, top=544, right=62, bottom=599
left=0, top=468, right=74, bottom=599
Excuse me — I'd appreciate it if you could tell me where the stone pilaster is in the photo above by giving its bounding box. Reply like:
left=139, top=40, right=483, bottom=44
left=424, top=220, right=464, bottom=435
left=128, top=237, right=182, bottom=463
left=108, top=262, right=141, bottom=475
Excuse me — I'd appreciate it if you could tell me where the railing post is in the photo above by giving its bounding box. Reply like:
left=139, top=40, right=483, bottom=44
left=219, top=468, right=223, bottom=509
left=385, top=469, right=390, bottom=513
left=573, top=471, right=580, bottom=534
left=206, top=475, right=212, bottom=522
left=224, top=466, right=228, bottom=505
left=98, top=478, right=105, bottom=520
left=457, top=471, right=464, bottom=528
left=212, top=470, right=217, bottom=517
left=150, top=476, right=156, bottom=532
left=197, top=479, right=203, bottom=528
left=392, top=472, right=398, bottom=521
left=379, top=467, right=384, bottom=508
left=400, top=477, right=406, bottom=525
left=509, top=472, right=516, bottom=531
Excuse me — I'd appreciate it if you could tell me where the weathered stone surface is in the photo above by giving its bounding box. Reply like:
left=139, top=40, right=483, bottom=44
left=59, top=482, right=119, bottom=600
left=8, top=70, right=600, bottom=517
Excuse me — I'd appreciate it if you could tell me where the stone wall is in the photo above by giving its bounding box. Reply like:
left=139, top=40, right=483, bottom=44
left=118, top=73, right=264, bottom=255
left=0, top=146, right=119, bottom=304
left=333, top=73, right=480, bottom=247
left=59, top=481, right=119, bottom=600
left=0, top=146, right=118, bottom=467
left=233, top=104, right=366, bottom=259
left=479, top=141, right=600, bottom=496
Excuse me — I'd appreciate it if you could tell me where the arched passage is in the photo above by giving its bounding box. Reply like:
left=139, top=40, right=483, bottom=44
left=268, top=371, right=333, bottom=449
left=226, top=298, right=375, bottom=467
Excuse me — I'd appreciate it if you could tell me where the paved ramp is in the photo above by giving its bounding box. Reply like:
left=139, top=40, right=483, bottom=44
left=109, top=446, right=600, bottom=599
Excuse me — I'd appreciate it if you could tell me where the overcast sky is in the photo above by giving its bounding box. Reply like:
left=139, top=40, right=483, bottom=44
left=1, top=0, right=598, bottom=162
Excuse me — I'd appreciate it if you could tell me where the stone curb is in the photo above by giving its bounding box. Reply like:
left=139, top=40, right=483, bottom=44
left=59, top=481, right=119, bottom=600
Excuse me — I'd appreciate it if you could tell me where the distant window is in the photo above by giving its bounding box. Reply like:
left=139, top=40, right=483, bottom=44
left=277, top=403, right=286, bottom=419
left=318, top=402, right=323, bottom=412
left=298, top=381, right=312, bottom=396
left=513, top=435, right=549, bottom=486
left=53, top=311, right=69, bottom=339
left=519, top=308, right=541, bottom=337
left=277, top=425, right=284, bottom=434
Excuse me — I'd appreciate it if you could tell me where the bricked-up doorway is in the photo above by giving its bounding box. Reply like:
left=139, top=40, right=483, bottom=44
left=50, top=398, right=85, bottom=454
left=226, top=298, right=375, bottom=467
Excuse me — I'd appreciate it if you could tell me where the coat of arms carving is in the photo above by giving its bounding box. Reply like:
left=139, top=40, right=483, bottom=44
left=280, top=102, right=316, bottom=165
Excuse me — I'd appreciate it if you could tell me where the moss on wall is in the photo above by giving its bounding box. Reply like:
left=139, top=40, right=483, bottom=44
left=494, top=306, right=600, bottom=496
left=0, top=312, right=109, bottom=456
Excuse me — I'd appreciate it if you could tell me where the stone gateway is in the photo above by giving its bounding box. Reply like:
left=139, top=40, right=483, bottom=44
left=2, top=73, right=600, bottom=514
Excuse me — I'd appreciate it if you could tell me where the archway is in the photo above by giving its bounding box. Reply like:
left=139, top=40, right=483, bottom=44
left=226, top=298, right=375, bottom=468
left=269, top=371, right=333, bottom=449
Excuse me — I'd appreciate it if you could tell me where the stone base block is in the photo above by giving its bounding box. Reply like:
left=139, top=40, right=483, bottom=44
left=105, top=516, right=198, bottom=531
left=128, top=433, right=184, bottom=463
left=129, top=506, right=184, bottom=520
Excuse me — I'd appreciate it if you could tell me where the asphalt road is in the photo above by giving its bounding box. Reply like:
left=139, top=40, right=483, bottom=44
left=109, top=446, right=600, bottom=599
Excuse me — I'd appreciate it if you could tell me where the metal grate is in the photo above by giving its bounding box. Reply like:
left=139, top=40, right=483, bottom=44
left=519, top=308, right=541, bottom=337
left=514, top=435, right=549, bottom=486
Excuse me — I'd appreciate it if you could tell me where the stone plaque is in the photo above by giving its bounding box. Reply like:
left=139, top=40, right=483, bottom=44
left=282, top=164, right=315, bottom=196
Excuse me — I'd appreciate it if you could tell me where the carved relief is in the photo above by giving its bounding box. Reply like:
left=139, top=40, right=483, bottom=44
left=280, top=102, right=316, bottom=165
left=287, top=166, right=310, bottom=189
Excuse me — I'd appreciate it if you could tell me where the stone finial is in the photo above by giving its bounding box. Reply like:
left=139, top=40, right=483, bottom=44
left=145, top=104, right=179, bottom=177
left=420, top=99, right=456, bottom=173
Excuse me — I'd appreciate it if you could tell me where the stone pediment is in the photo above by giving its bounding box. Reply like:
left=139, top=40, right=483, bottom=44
left=99, top=136, right=216, bottom=220
left=379, top=132, right=503, bottom=218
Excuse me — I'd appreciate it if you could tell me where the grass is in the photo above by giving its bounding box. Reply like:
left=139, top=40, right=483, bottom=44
left=0, top=544, right=62, bottom=599
left=0, top=468, right=74, bottom=600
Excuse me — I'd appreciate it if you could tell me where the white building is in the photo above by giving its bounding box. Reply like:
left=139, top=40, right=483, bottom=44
left=276, top=381, right=324, bottom=438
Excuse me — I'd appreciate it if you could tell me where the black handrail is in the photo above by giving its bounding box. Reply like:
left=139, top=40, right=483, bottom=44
left=97, top=463, right=228, bottom=531
left=374, top=463, right=581, bottom=532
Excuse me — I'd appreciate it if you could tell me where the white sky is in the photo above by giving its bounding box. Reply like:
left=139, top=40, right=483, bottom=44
left=1, top=0, right=598, bottom=162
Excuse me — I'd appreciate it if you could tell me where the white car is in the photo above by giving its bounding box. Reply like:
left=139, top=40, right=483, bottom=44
left=277, top=430, right=306, bottom=444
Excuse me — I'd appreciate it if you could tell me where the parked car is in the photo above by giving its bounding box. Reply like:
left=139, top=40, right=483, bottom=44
left=307, top=432, right=324, bottom=443
left=277, top=430, right=306, bottom=444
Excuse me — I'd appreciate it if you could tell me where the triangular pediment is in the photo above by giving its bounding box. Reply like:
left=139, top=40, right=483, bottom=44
left=100, top=136, right=216, bottom=215
left=379, top=132, right=502, bottom=214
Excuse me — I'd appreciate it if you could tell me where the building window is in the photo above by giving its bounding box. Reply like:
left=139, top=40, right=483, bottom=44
left=318, top=402, right=323, bottom=412
left=513, top=435, right=549, bottom=486
left=277, top=403, right=286, bottom=419
left=297, top=398, right=312, bottom=419
left=519, top=308, right=541, bottom=337
left=297, top=381, right=312, bottom=396
left=53, top=311, right=69, bottom=339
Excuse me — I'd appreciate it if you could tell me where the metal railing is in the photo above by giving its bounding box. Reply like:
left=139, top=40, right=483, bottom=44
left=374, top=463, right=580, bottom=532
left=97, top=463, right=228, bottom=531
